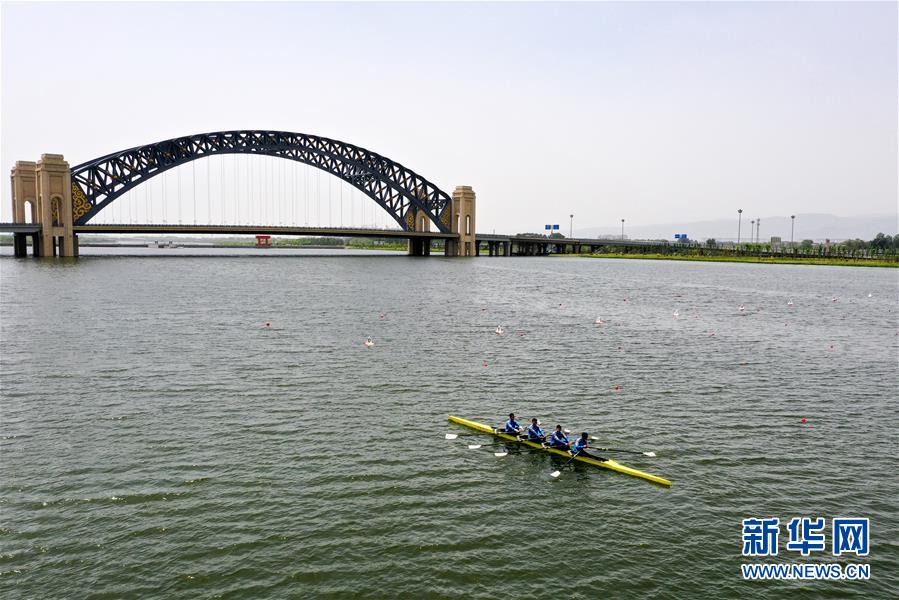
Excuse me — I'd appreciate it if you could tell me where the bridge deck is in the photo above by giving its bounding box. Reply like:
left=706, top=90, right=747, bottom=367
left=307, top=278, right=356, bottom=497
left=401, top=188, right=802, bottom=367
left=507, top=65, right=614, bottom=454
left=69, top=224, right=458, bottom=239
left=0, top=223, right=42, bottom=234
left=1, top=222, right=669, bottom=247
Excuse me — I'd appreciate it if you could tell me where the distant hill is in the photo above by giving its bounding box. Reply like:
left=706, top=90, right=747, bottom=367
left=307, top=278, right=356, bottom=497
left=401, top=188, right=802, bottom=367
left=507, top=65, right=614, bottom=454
left=576, top=213, right=898, bottom=242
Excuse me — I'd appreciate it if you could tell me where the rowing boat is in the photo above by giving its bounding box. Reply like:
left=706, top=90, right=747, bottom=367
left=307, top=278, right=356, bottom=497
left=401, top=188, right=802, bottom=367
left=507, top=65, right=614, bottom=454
left=448, top=415, right=672, bottom=487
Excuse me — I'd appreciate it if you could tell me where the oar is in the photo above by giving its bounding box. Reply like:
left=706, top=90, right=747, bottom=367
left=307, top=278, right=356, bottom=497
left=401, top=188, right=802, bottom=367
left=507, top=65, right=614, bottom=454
left=465, top=443, right=509, bottom=457
left=588, top=446, right=656, bottom=458
left=446, top=426, right=566, bottom=440
left=445, top=433, right=483, bottom=440
left=550, top=451, right=580, bottom=478
left=445, top=431, right=521, bottom=440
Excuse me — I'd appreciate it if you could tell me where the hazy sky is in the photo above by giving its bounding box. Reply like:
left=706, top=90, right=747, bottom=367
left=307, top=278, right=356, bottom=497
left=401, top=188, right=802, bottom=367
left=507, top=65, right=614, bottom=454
left=2, top=1, right=896, bottom=233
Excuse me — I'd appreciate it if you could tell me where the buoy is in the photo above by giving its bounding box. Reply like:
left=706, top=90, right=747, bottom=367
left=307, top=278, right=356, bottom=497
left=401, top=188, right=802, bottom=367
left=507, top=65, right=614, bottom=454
left=483, top=360, right=488, bottom=367
left=264, top=322, right=271, bottom=328
left=800, top=418, right=807, bottom=423
left=612, top=384, right=620, bottom=391
left=379, top=313, right=385, bottom=319
left=363, top=337, right=374, bottom=348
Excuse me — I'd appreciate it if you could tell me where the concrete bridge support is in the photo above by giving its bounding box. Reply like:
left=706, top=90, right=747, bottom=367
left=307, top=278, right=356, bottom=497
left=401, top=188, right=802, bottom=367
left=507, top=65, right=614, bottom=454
left=446, top=186, right=476, bottom=257
left=10, top=154, right=77, bottom=257
left=407, top=206, right=432, bottom=256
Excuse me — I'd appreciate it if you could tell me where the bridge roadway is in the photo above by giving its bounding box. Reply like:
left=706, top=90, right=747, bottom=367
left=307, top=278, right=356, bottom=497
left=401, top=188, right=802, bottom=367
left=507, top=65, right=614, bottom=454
left=0, top=223, right=670, bottom=256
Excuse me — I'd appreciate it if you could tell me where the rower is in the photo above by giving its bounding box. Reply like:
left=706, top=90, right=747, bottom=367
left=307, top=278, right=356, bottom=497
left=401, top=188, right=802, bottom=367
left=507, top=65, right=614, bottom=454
left=571, top=432, right=607, bottom=461
left=500, top=413, right=522, bottom=436
left=525, top=418, right=545, bottom=442
left=545, top=425, right=570, bottom=449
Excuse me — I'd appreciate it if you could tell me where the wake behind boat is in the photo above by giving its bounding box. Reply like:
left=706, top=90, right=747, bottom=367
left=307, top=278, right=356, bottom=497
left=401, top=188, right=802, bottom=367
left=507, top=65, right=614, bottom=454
left=447, top=415, right=672, bottom=487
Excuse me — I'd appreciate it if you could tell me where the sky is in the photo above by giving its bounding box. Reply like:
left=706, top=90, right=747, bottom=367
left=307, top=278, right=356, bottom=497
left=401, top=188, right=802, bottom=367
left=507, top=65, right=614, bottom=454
left=1, top=1, right=896, bottom=235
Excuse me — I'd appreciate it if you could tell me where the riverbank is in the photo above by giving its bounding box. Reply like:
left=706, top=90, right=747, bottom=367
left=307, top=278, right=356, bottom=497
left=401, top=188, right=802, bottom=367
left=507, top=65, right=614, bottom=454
left=574, top=252, right=898, bottom=268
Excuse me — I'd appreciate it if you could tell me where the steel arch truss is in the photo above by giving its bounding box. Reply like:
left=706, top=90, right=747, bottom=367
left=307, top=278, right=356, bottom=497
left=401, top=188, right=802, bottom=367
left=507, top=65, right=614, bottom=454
left=69, top=131, right=454, bottom=231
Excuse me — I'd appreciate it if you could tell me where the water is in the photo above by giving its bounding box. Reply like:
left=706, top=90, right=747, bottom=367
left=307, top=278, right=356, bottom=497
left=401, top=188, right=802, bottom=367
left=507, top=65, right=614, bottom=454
left=1, top=250, right=897, bottom=598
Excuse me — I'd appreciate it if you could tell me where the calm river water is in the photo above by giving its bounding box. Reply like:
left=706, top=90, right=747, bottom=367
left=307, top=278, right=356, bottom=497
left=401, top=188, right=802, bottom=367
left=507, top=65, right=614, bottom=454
left=1, top=249, right=897, bottom=599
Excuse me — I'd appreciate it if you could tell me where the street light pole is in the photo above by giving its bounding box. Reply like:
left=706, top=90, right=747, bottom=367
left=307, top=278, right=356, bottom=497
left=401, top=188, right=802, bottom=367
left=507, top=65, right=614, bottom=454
left=750, top=220, right=755, bottom=243
left=569, top=214, right=574, bottom=238
left=756, top=218, right=760, bottom=244
left=737, top=209, right=743, bottom=246
left=621, top=218, right=625, bottom=240
left=790, top=215, right=795, bottom=253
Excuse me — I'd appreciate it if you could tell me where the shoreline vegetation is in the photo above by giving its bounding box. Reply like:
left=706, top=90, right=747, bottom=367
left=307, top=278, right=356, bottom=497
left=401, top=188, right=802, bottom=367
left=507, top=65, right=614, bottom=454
left=571, top=252, right=898, bottom=268
left=3, top=235, right=897, bottom=266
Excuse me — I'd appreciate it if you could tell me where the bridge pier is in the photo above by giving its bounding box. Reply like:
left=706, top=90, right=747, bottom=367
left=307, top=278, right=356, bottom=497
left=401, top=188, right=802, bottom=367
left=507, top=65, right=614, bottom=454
left=408, top=237, right=430, bottom=256
left=10, top=155, right=76, bottom=257
left=13, top=233, right=27, bottom=257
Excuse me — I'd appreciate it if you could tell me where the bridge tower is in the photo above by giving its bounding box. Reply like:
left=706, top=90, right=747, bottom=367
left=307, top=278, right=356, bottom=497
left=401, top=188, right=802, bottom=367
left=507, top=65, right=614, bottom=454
left=446, top=186, right=476, bottom=257
left=9, top=154, right=76, bottom=257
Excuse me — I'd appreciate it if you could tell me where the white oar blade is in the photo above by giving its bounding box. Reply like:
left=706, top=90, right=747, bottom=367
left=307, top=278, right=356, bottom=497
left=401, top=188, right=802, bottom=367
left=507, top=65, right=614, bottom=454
left=445, top=434, right=458, bottom=440
left=494, top=452, right=508, bottom=457
left=467, top=444, right=482, bottom=450
left=644, top=451, right=657, bottom=457
left=550, top=470, right=562, bottom=478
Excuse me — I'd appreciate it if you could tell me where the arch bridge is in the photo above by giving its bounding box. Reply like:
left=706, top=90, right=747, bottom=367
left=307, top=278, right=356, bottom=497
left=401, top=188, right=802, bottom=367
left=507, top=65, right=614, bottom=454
left=8, top=131, right=476, bottom=257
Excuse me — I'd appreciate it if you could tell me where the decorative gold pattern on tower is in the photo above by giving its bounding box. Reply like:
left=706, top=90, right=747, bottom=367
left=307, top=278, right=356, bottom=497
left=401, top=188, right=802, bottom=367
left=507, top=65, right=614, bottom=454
left=72, top=183, right=92, bottom=220
left=440, top=207, right=450, bottom=229
left=405, top=210, right=415, bottom=230
left=51, top=197, right=61, bottom=226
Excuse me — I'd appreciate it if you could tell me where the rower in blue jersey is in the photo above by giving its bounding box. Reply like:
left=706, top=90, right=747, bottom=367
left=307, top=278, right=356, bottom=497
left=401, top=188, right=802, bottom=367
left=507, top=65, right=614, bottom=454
left=570, top=432, right=590, bottom=455
left=500, top=413, right=522, bottom=436
left=570, top=432, right=607, bottom=461
left=545, top=425, right=571, bottom=450
left=526, top=418, right=545, bottom=443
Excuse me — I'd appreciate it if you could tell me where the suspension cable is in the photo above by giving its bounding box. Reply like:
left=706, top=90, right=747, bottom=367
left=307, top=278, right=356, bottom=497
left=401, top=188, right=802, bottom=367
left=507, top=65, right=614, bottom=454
left=220, top=154, right=225, bottom=225
left=162, top=170, right=167, bottom=224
